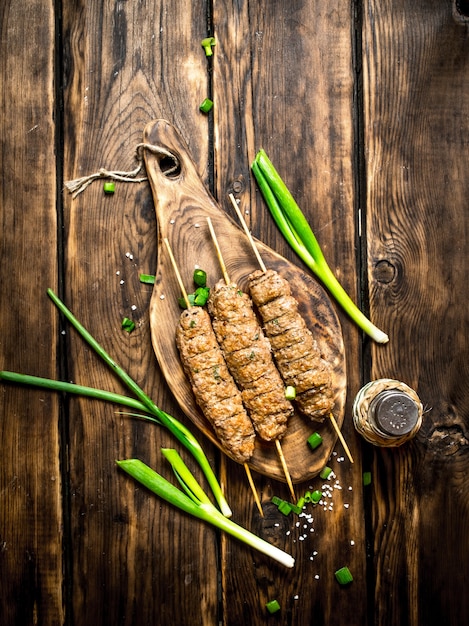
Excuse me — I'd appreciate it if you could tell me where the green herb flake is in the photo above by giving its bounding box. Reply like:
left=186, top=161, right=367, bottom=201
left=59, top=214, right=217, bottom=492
left=121, top=317, right=135, bottom=333
left=193, top=269, right=207, bottom=287
left=139, top=273, right=155, bottom=284
left=266, top=599, right=281, bottom=614
left=103, top=181, right=115, bottom=194
left=363, top=471, right=372, bottom=486
left=335, top=566, right=353, bottom=585
left=307, top=432, right=323, bottom=450
left=199, top=98, right=213, bottom=114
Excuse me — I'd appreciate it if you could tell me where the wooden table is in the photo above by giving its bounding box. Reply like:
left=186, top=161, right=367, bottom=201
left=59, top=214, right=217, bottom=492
left=1, top=1, right=468, bottom=624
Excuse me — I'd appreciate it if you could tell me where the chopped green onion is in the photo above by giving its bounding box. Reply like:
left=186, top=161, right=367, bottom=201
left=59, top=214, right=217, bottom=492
left=363, top=471, right=372, bottom=486
left=265, top=599, right=281, bottom=614
left=335, top=566, right=353, bottom=585
left=296, top=496, right=306, bottom=509
left=0, top=289, right=232, bottom=518
left=117, top=456, right=295, bottom=568
left=251, top=150, right=389, bottom=344
left=193, top=269, right=207, bottom=287
left=201, top=37, right=216, bottom=56
left=271, top=496, right=283, bottom=506
left=320, top=465, right=333, bottom=479
left=304, top=490, right=312, bottom=503
left=178, top=293, right=196, bottom=309
left=311, top=490, right=322, bottom=504
left=194, top=286, right=210, bottom=306
left=285, top=385, right=296, bottom=400
left=307, top=432, right=323, bottom=450
left=278, top=500, right=292, bottom=516
left=199, top=98, right=213, bottom=113
left=103, top=181, right=115, bottom=194
left=139, top=273, right=155, bottom=284
left=121, top=317, right=135, bottom=333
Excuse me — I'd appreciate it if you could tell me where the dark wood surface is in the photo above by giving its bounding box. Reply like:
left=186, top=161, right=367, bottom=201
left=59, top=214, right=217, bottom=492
left=1, top=1, right=468, bottom=624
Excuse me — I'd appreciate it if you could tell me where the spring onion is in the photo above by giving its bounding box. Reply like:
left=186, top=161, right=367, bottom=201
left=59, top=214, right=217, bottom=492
left=193, top=269, right=207, bottom=287
left=139, top=273, right=155, bottom=284
left=265, top=599, right=281, bottom=614
left=117, top=454, right=295, bottom=568
left=311, top=490, right=322, bottom=504
left=334, top=566, right=353, bottom=585
left=307, top=432, right=323, bottom=450
left=103, top=181, right=115, bottom=194
left=121, top=317, right=135, bottom=333
left=320, top=465, right=333, bottom=479
left=363, top=471, right=372, bottom=486
left=193, top=286, right=210, bottom=306
left=0, top=289, right=232, bottom=517
left=251, top=150, right=389, bottom=344
left=200, top=37, right=216, bottom=57
left=199, top=98, right=213, bottom=114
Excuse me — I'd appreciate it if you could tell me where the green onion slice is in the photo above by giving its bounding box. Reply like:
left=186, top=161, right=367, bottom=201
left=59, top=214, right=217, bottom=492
left=265, top=599, right=281, bottom=614
left=335, top=566, right=353, bottom=585
left=307, top=432, right=323, bottom=450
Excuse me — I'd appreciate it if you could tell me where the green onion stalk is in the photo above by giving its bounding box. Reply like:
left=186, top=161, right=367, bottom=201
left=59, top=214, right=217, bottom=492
left=0, top=289, right=231, bottom=517
left=251, top=150, right=389, bottom=344
left=117, top=452, right=295, bottom=568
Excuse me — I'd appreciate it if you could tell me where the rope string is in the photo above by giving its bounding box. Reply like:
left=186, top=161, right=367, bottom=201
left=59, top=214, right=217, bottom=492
left=64, top=143, right=179, bottom=198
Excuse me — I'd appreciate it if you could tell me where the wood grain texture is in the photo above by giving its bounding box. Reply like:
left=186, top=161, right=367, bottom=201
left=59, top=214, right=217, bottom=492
left=1, top=0, right=468, bottom=624
left=213, top=1, right=367, bottom=625
left=0, top=0, right=63, bottom=624
left=363, top=1, right=469, bottom=624
left=61, top=1, right=219, bottom=624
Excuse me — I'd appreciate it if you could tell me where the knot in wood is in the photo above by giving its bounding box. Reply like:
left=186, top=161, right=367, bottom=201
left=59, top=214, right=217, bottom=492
left=374, top=259, right=396, bottom=284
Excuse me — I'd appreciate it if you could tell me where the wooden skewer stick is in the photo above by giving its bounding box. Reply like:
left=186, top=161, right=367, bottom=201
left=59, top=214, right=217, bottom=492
left=207, top=216, right=296, bottom=501
left=164, top=236, right=265, bottom=516
left=228, top=193, right=354, bottom=466
left=328, top=412, right=354, bottom=463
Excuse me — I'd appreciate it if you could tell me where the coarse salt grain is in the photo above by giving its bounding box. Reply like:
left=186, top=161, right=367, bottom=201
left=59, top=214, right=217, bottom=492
left=350, top=540, right=355, bottom=546
left=314, top=574, right=320, bottom=580
left=120, top=280, right=125, bottom=285
left=160, top=294, right=165, bottom=300
left=170, top=219, right=175, bottom=224
left=116, top=271, right=120, bottom=275
left=131, top=305, right=137, bottom=311
left=344, top=503, right=350, bottom=509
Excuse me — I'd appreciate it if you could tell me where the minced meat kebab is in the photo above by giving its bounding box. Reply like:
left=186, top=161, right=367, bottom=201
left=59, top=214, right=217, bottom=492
left=176, top=305, right=256, bottom=463
left=248, top=268, right=334, bottom=422
left=207, top=280, right=294, bottom=442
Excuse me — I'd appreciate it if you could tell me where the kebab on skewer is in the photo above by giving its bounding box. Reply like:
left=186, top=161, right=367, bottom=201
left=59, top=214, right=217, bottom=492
left=206, top=218, right=297, bottom=499
left=164, top=238, right=264, bottom=516
left=229, top=194, right=353, bottom=463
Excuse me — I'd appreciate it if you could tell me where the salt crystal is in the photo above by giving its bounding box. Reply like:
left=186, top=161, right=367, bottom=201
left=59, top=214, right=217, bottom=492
left=131, top=305, right=137, bottom=311
left=160, top=294, right=165, bottom=300
left=120, top=280, right=125, bottom=285
left=350, top=540, right=355, bottom=546
left=344, top=503, right=349, bottom=509
left=314, top=574, right=320, bottom=580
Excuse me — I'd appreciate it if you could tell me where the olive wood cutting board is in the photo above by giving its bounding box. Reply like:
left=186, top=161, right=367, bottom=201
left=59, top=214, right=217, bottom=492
left=143, top=119, right=346, bottom=483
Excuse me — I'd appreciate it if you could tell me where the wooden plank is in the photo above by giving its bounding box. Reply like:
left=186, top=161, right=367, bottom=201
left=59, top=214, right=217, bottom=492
left=363, top=1, right=469, bottom=624
left=0, top=1, right=63, bottom=623
left=213, top=1, right=367, bottom=623
left=62, top=2, right=219, bottom=623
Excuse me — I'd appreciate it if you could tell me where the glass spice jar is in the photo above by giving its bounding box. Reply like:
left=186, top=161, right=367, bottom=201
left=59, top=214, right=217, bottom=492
left=352, top=379, right=423, bottom=447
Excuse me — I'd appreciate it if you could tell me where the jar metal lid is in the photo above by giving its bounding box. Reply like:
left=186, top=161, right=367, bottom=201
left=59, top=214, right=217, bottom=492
left=369, top=390, right=419, bottom=436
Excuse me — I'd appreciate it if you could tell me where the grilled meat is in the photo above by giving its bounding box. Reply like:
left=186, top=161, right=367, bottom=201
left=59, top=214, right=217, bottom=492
left=208, top=281, right=293, bottom=441
left=176, top=305, right=256, bottom=463
left=248, top=268, right=334, bottom=422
